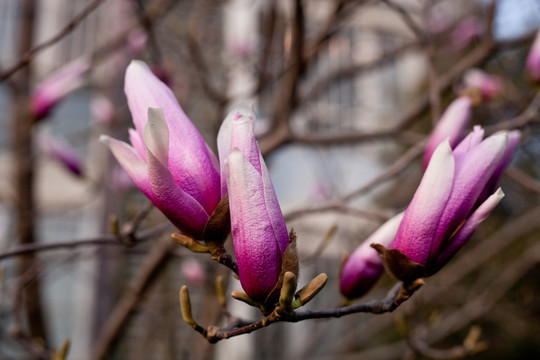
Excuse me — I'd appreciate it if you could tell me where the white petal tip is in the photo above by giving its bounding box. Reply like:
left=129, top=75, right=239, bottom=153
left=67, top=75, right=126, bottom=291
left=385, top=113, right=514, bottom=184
left=99, top=135, right=111, bottom=144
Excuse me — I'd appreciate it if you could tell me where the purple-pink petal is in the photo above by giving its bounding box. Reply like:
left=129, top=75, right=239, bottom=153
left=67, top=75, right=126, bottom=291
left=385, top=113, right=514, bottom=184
left=340, top=212, right=404, bottom=299
left=226, top=149, right=284, bottom=301
left=526, top=30, right=540, bottom=82
left=429, top=132, right=507, bottom=261
left=423, top=96, right=472, bottom=169
left=31, top=58, right=90, bottom=118
left=100, top=135, right=152, bottom=198
left=124, top=61, right=220, bottom=213
left=391, top=140, right=455, bottom=266
left=145, top=138, right=210, bottom=238
left=259, top=153, right=289, bottom=256
left=432, top=188, right=504, bottom=273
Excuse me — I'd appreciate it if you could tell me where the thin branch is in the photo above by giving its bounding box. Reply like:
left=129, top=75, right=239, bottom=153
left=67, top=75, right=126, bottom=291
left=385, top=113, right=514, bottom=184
left=284, top=204, right=392, bottom=222
left=343, top=140, right=426, bottom=202
left=0, top=222, right=174, bottom=262
left=0, top=0, right=107, bottom=82
left=187, top=281, right=422, bottom=343
left=91, top=236, right=175, bottom=360
left=505, top=167, right=540, bottom=194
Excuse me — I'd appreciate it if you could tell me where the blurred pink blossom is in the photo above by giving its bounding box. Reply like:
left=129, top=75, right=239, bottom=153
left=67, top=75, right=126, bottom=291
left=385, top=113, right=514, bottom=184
left=450, top=18, right=481, bottom=51
left=462, top=68, right=504, bottom=100
left=91, top=95, right=115, bottom=124
left=526, top=30, right=540, bottom=82
left=126, top=28, right=148, bottom=54
left=30, top=58, right=90, bottom=119
left=181, top=258, right=206, bottom=285
left=110, top=166, right=135, bottom=192
left=37, top=132, right=84, bottom=177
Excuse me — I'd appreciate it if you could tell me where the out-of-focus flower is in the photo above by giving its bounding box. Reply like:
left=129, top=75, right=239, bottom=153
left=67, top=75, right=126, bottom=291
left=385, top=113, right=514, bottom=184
left=101, top=61, right=221, bottom=239
left=181, top=258, right=207, bottom=285
left=218, top=105, right=291, bottom=302
left=426, top=11, right=450, bottom=34
left=126, top=28, right=148, bottom=54
left=450, top=18, right=481, bottom=51
left=110, top=166, right=135, bottom=192
left=526, top=30, right=540, bottom=82
left=91, top=95, right=115, bottom=124
left=227, top=37, right=257, bottom=60
left=423, top=96, right=472, bottom=169
left=30, top=58, right=90, bottom=119
left=339, top=212, right=404, bottom=300
left=310, top=180, right=332, bottom=202
left=391, top=129, right=510, bottom=275
left=462, top=68, right=504, bottom=100
left=38, top=132, right=84, bottom=177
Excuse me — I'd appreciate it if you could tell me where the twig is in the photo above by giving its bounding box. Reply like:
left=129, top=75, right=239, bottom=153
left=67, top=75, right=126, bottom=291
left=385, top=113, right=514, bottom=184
left=505, top=167, right=540, bottom=194
left=285, top=204, right=392, bottom=222
left=0, top=0, right=107, bottom=82
left=343, top=140, right=426, bottom=202
left=187, top=281, right=422, bottom=343
left=91, top=236, right=175, bottom=360
left=0, top=222, right=173, bottom=262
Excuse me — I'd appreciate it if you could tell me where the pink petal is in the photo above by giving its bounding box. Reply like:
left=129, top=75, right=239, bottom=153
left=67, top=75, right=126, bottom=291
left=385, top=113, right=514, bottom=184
left=225, top=149, right=283, bottom=301
left=340, top=212, right=404, bottom=299
left=432, top=188, right=504, bottom=273
left=145, top=140, right=210, bottom=238
left=259, top=153, right=289, bottom=256
left=430, top=132, right=507, bottom=261
left=124, top=61, right=220, bottom=213
left=100, top=135, right=151, bottom=198
left=391, top=140, right=455, bottom=266
left=423, top=96, right=472, bottom=169
left=143, top=108, right=169, bottom=166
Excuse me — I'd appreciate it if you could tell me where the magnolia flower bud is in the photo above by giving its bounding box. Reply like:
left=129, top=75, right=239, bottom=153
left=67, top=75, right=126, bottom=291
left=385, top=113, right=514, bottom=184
left=462, top=68, right=504, bottom=100
left=392, top=129, right=514, bottom=275
left=30, top=58, right=90, bottom=119
left=423, top=96, right=472, bottom=169
left=37, top=132, right=83, bottom=177
left=101, top=61, right=221, bottom=239
left=91, top=95, right=115, bottom=125
left=526, top=30, right=540, bottom=83
left=450, top=18, right=481, bottom=51
left=339, top=212, right=404, bottom=300
left=219, top=105, right=290, bottom=302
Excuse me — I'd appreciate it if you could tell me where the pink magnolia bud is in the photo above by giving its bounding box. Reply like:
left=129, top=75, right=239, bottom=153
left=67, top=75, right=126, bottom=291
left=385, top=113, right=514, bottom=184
left=392, top=129, right=511, bottom=275
left=30, top=58, right=90, bottom=119
left=38, top=132, right=83, bottom=177
left=423, top=96, right=472, bottom=169
left=126, top=28, right=148, bottom=54
left=462, top=68, right=504, bottom=100
left=110, top=166, right=135, bottom=192
left=450, top=18, right=481, bottom=51
left=526, top=30, right=540, bottom=82
left=218, top=105, right=290, bottom=302
left=91, top=95, right=115, bottom=124
left=340, top=212, right=404, bottom=300
left=101, top=61, right=221, bottom=239
left=181, top=258, right=206, bottom=285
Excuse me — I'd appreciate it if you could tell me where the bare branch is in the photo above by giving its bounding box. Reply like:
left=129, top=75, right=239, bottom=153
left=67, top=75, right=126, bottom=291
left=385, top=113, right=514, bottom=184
left=0, top=0, right=107, bottom=82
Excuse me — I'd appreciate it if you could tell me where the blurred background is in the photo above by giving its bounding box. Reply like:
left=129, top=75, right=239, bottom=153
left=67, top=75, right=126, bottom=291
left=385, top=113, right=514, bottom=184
left=0, top=0, right=539, bottom=359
